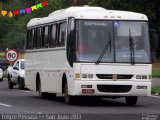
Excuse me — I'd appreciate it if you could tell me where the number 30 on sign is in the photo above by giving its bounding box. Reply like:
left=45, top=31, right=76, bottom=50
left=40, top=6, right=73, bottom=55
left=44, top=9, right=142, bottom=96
left=5, top=49, right=19, bottom=62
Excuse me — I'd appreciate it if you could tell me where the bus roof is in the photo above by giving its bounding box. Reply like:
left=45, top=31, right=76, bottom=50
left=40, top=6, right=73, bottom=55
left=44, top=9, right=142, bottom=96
left=27, top=6, right=148, bottom=27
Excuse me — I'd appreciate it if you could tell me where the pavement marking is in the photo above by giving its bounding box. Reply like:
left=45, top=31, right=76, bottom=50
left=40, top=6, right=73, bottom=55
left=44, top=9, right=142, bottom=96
left=0, top=102, right=12, bottom=107
left=22, top=90, right=30, bottom=93
left=13, top=89, right=30, bottom=93
left=150, top=95, right=160, bottom=99
left=37, top=112, right=42, bottom=114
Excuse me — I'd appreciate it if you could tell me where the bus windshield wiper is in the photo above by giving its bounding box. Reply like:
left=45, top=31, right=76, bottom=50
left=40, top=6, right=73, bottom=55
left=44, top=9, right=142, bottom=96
left=129, top=29, right=135, bottom=65
left=95, top=32, right=111, bottom=64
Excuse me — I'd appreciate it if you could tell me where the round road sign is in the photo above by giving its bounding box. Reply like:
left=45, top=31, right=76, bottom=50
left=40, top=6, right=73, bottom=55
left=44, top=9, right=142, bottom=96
left=5, top=49, right=19, bottom=62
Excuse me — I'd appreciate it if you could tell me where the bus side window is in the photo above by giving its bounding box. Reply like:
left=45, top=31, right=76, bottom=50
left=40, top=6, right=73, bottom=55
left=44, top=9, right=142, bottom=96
left=35, top=27, right=42, bottom=49
left=49, top=24, right=57, bottom=48
left=58, top=22, right=67, bottom=47
left=26, top=29, right=31, bottom=50
left=42, top=26, right=49, bottom=48
left=30, top=28, right=35, bottom=49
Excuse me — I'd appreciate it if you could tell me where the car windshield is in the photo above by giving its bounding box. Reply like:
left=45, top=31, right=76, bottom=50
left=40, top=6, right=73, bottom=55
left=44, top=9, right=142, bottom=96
left=21, top=61, right=25, bottom=69
left=74, top=20, right=151, bottom=63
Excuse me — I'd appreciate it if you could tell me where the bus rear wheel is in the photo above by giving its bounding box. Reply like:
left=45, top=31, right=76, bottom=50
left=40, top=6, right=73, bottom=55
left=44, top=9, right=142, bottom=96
left=125, top=96, right=138, bottom=106
left=64, top=81, right=74, bottom=104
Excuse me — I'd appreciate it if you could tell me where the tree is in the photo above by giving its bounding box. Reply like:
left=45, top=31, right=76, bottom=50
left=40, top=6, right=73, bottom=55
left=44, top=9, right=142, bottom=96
left=0, top=0, right=73, bottom=51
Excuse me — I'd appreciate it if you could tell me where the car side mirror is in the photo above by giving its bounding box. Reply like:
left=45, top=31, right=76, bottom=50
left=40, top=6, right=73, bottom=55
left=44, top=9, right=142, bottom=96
left=13, top=67, right=19, bottom=70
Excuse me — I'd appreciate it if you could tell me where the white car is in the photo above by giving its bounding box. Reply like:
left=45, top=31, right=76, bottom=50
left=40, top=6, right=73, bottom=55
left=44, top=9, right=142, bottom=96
left=7, top=59, right=25, bottom=89
left=0, top=68, right=3, bottom=81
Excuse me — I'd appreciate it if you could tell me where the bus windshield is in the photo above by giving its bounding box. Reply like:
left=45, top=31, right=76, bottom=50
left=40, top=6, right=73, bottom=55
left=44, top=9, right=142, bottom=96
left=76, top=20, right=114, bottom=62
left=75, top=20, right=151, bottom=63
left=114, top=21, right=150, bottom=63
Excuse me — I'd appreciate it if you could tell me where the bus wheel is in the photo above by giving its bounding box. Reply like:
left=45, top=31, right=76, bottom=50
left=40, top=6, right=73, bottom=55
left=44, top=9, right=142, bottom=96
left=0, top=77, right=3, bottom=82
left=64, top=81, right=74, bottom=104
left=8, top=76, right=13, bottom=89
left=125, top=96, right=138, bottom=106
left=38, top=80, right=47, bottom=99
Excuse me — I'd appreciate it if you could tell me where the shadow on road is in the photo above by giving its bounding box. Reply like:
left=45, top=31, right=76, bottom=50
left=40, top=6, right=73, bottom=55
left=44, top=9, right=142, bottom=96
left=31, top=95, right=141, bottom=107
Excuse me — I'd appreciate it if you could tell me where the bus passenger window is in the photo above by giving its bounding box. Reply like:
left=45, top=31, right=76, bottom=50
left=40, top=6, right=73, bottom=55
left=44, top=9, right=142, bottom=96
left=58, top=22, right=66, bottom=47
left=29, top=28, right=35, bottom=49
left=42, top=26, right=49, bottom=48
left=50, top=24, right=57, bottom=48
left=26, top=29, right=32, bottom=50
left=35, top=27, right=42, bottom=49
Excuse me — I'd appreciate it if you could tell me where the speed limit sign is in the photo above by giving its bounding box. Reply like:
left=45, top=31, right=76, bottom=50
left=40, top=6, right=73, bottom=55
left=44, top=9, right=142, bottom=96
left=5, top=49, right=19, bottom=62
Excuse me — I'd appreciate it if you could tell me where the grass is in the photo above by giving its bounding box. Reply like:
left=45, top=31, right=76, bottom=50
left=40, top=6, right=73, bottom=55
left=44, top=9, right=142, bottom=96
left=152, top=85, right=160, bottom=94
left=152, top=69, right=160, bottom=78
left=152, top=67, right=160, bottom=94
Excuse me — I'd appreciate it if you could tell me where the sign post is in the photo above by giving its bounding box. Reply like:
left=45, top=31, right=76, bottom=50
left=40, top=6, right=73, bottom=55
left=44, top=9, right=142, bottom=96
left=5, top=49, right=19, bottom=63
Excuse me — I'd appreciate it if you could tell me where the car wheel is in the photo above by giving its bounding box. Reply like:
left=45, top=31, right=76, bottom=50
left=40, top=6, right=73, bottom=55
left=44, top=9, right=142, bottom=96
left=18, top=77, right=24, bottom=90
left=18, top=83, right=24, bottom=90
left=8, top=76, right=13, bottom=89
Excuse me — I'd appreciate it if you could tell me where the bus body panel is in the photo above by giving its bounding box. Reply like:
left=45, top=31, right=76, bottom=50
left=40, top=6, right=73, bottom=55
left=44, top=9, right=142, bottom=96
left=25, top=48, right=69, bottom=93
left=80, top=63, right=152, bottom=76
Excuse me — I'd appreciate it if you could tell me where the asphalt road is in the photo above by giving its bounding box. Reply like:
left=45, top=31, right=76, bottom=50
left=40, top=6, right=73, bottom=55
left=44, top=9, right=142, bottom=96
left=0, top=79, right=160, bottom=120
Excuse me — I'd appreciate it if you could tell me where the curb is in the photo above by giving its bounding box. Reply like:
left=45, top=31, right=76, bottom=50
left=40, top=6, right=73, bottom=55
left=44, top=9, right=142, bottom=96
left=152, top=93, right=160, bottom=96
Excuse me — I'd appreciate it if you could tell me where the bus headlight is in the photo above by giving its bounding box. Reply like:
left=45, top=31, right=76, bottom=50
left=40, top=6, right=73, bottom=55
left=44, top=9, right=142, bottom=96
left=136, top=75, right=150, bottom=80
left=82, top=74, right=94, bottom=79
left=82, top=74, right=87, bottom=78
left=136, top=75, right=141, bottom=79
left=142, top=75, right=147, bottom=79
left=75, top=74, right=94, bottom=79
left=88, top=74, right=93, bottom=79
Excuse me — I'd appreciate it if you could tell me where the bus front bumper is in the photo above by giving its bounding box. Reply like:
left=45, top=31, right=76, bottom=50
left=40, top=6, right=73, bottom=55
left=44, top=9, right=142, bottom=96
left=69, top=80, right=151, bottom=97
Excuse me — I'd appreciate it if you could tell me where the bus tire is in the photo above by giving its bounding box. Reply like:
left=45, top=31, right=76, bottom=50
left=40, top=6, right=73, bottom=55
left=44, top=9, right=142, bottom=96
left=125, top=96, right=138, bottom=106
left=38, top=80, right=47, bottom=99
left=64, top=81, right=74, bottom=105
left=8, top=76, right=13, bottom=89
left=0, top=78, right=3, bottom=81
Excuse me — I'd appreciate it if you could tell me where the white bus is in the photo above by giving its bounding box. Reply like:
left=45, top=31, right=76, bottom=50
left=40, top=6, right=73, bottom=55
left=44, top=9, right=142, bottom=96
left=25, top=6, right=152, bottom=105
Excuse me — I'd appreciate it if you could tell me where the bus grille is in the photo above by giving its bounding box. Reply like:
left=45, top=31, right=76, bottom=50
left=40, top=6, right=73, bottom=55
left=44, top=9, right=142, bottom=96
left=97, top=85, right=132, bottom=93
left=96, top=74, right=133, bottom=79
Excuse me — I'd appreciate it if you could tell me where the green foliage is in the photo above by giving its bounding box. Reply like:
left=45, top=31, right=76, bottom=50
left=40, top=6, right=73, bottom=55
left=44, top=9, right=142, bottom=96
left=0, top=0, right=72, bottom=51
left=90, top=0, right=157, bottom=20
left=152, top=69, right=160, bottom=78
left=152, top=85, right=160, bottom=94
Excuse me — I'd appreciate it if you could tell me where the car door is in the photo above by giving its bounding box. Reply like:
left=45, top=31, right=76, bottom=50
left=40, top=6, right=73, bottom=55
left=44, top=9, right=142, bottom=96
left=12, top=61, right=19, bottom=83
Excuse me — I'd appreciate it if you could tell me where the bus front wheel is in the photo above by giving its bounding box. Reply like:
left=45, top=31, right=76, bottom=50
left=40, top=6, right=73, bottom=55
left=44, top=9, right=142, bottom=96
left=64, top=81, right=74, bottom=104
left=38, top=80, right=47, bottom=99
left=125, top=96, right=138, bottom=106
